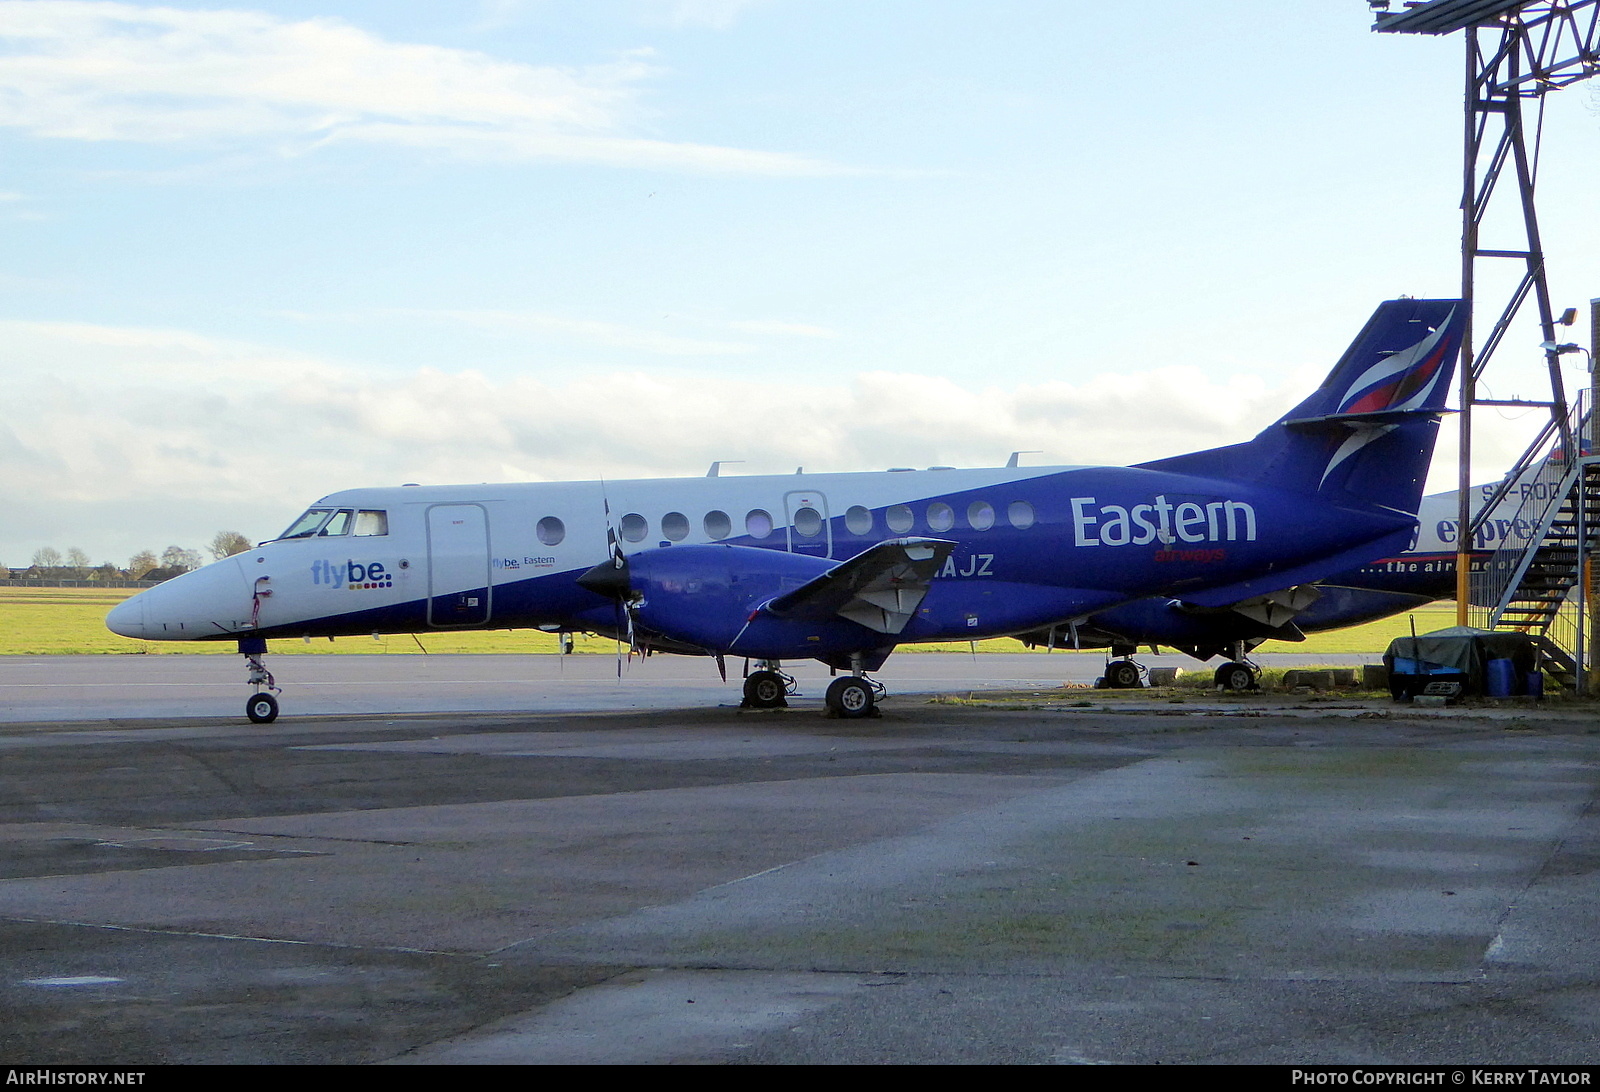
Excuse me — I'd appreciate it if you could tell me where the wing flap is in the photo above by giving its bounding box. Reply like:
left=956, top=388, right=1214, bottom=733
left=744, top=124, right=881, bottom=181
left=1225, top=585, right=1322, bottom=628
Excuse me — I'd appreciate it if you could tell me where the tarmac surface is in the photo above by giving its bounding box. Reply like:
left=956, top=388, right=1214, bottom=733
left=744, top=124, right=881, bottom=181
left=0, top=653, right=1596, bottom=1065
left=0, top=650, right=1383, bottom=722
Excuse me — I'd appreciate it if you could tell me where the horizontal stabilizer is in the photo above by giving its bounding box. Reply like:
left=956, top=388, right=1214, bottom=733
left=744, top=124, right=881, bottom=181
left=1280, top=407, right=1453, bottom=430
left=766, top=538, right=956, bottom=635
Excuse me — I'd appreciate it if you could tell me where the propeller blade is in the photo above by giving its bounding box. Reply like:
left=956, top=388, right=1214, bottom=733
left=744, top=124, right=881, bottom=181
left=613, top=599, right=625, bottom=679
left=590, top=479, right=636, bottom=680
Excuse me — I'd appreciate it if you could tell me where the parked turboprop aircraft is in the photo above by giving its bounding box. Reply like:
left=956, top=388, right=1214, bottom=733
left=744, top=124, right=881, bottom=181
left=1029, top=481, right=1538, bottom=690
left=107, top=298, right=1465, bottom=721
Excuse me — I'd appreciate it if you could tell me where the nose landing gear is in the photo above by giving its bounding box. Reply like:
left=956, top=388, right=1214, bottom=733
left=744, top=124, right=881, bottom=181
left=246, top=688, right=279, bottom=724
left=239, top=636, right=281, bottom=723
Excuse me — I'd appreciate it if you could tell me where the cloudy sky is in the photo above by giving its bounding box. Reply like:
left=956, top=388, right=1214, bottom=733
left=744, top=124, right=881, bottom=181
left=2, top=0, right=1597, bottom=567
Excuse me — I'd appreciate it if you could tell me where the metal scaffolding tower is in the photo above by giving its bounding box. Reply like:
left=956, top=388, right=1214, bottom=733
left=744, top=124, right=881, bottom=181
left=1375, top=0, right=1600, bottom=688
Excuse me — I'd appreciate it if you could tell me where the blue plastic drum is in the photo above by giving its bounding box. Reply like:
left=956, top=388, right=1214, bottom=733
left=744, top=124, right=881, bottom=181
left=1485, top=658, right=1517, bottom=698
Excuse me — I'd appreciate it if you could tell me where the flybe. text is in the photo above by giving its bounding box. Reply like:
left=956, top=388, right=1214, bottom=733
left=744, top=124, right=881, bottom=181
left=310, top=559, right=392, bottom=588
left=1071, top=496, right=1258, bottom=548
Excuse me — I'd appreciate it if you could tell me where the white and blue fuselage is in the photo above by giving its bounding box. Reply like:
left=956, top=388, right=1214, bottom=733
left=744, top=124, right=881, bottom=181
left=107, top=463, right=1412, bottom=658
left=105, top=297, right=1469, bottom=715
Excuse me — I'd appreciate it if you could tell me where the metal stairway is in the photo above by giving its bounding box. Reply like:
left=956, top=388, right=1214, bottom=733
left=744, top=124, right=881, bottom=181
left=1490, top=469, right=1600, bottom=632
left=1530, top=634, right=1580, bottom=693
left=1469, top=392, right=1598, bottom=692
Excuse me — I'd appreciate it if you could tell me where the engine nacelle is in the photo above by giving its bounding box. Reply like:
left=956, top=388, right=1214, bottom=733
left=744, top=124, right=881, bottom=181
left=626, top=544, right=888, bottom=660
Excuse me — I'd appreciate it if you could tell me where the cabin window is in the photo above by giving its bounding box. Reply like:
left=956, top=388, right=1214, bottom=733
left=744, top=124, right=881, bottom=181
left=885, top=504, right=914, bottom=533
left=536, top=516, right=565, bottom=546
left=967, top=501, right=995, bottom=531
left=1008, top=500, right=1036, bottom=530
left=926, top=502, right=955, bottom=532
left=845, top=505, right=873, bottom=535
left=746, top=509, right=774, bottom=539
left=620, top=512, right=648, bottom=543
left=354, top=510, right=389, bottom=537
left=793, top=506, right=823, bottom=538
left=662, top=511, right=690, bottom=542
left=703, top=510, right=732, bottom=540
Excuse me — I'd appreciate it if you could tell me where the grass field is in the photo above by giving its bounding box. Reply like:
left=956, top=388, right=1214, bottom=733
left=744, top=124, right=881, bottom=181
left=0, top=584, right=1460, bottom=657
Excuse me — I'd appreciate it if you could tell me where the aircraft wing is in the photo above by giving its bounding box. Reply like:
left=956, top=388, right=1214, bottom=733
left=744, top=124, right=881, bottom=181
left=765, top=538, right=956, bottom=635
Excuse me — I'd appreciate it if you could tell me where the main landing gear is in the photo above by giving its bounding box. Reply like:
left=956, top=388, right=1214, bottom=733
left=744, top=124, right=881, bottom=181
left=824, top=675, right=883, bottom=718
left=1099, top=659, right=1145, bottom=689
left=1098, top=643, right=1146, bottom=689
left=824, top=654, right=883, bottom=719
left=240, top=636, right=282, bottom=723
left=741, top=660, right=797, bottom=709
left=1213, top=643, right=1261, bottom=693
left=739, top=657, right=884, bottom=718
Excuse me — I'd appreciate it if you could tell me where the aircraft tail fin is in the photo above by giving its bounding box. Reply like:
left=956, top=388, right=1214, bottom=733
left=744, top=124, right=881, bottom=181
left=1138, top=298, right=1464, bottom=517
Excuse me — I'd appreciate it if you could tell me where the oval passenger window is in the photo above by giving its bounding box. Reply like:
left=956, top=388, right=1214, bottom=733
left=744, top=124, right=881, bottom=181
left=793, top=506, right=823, bottom=537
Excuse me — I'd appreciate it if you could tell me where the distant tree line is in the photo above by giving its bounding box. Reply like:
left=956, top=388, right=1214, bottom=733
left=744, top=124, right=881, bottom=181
left=8, top=532, right=252, bottom=581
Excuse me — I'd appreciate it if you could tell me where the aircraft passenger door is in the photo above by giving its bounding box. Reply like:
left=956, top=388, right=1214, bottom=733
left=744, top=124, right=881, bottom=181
left=783, top=490, right=832, bottom=559
left=427, top=504, right=492, bottom=627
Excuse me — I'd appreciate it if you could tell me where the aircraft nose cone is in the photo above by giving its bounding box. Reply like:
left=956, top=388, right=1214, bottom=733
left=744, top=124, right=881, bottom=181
left=105, top=595, right=145, bottom=639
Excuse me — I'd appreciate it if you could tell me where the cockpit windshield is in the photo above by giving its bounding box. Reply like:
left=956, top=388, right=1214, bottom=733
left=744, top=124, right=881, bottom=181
left=279, top=508, right=339, bottom=539
left=275, top=508, right=387, bottom=540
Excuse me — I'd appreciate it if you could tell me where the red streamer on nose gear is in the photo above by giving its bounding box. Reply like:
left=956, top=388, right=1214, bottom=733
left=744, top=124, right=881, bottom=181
left=251, top=577, right=272, bottom=629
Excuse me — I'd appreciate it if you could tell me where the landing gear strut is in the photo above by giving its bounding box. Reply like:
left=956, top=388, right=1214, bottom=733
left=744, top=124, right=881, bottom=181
left=741, top=660, right=795, bottom=709
left=240, top=636, right=281, bottom=723
left=825, top=655, right=883, bottom=718
left=1213, top=643, right=1260, bottom=693
left=1099, top=644, right=1146, bottom=689
left=1100, top=659, right=1144, bottom=689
